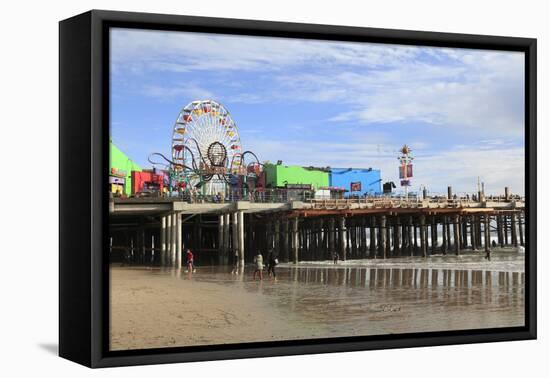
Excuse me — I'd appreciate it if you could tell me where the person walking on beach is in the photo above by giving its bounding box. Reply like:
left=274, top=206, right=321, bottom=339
left=333, top=251, right=339, bottom=264
left=185, top=249, right=195, bottom=273
left=253, top=252, right=264, bottom=281
left=266, top=251, right=278, bottom=279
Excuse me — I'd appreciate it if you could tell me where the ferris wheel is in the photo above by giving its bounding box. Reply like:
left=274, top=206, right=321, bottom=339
left=171, top=100, right=243, bottom=194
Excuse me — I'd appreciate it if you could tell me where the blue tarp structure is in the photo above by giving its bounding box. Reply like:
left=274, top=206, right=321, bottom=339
left=329, top=168, right=382, bottom=196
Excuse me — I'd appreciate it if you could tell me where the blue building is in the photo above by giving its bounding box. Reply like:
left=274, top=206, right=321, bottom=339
left=329, top=168, right=382, bottom=196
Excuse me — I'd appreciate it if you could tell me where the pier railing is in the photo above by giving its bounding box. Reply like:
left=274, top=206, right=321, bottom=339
left=307, top=196, right=525, bottom=210
left=124, top=188, right=525, bottom=209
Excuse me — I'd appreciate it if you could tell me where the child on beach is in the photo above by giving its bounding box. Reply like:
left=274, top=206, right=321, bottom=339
left=185, top=249, right=195, bottom=273
left=253, top=252, right=264, bottom=281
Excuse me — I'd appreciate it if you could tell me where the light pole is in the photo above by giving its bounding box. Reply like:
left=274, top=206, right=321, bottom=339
left=398, top=145, right=414, bottom=200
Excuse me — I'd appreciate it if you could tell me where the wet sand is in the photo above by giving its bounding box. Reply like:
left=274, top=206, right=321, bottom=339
left=109, top=251, right=525, bottom=351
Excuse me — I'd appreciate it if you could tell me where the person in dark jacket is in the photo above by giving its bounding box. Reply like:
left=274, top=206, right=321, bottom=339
left=266, top=251, right=278, bottom=279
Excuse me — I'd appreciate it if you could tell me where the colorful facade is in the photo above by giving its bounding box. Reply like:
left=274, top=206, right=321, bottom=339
left=109, top=141, right=142, bottom=196
left=264, top=164, right=330, bottom=190
left=131, top=170, right=165, bottom=195
left=330, top=168, right=382, bottom=196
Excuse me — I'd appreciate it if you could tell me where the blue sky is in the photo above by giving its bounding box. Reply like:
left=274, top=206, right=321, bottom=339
left=110, top=28, right=525, bottom=195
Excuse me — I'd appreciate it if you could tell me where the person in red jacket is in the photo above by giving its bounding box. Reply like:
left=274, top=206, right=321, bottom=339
left=185, top=249, right=195, bottom=273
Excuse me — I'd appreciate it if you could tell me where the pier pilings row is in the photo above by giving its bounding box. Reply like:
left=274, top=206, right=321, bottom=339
left=109, top=208, right=525, bottom=266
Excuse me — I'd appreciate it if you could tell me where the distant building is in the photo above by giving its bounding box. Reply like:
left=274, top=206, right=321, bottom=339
left=264, top=164, right=330, bottom=190
left=329, top=168, right=382, bottom=196
left=109, top=140, right=141, bottom=196
left=131, top=170, right=165, bottom=196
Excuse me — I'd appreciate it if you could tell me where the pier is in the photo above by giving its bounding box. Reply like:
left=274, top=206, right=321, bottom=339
left=109, top=188, right=526, bottom=267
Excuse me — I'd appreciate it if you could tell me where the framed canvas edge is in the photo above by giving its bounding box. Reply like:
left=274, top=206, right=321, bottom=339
left=59, top=9, right=537, bottom=368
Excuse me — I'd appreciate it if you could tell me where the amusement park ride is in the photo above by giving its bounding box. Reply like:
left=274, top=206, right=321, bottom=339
left=148, top=100, right=262, bottom=196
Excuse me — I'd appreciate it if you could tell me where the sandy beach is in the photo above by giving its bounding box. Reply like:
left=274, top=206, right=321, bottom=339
left=110, top=252, right=525, bottom=351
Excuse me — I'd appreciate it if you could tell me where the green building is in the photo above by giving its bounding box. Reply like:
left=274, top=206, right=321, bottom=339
left=109, top=140, right=141, bottom=196
left=264, top=164, right=329, bottom=190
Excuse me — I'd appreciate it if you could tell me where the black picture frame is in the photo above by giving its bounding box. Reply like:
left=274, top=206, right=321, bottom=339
left=59, top=9, right=537, bottom=368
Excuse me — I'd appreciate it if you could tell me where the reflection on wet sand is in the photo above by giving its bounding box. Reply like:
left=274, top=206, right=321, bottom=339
left=110, top=254, right=525, bottom=350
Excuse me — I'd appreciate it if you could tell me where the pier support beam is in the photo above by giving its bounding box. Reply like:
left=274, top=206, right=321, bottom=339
left=395, top=217, right=402, bottom=256
left=461, top=217, right=468, bottom=249
left=441, top=216, right=447, bottom=254
left=292, top=217, right=299, bottom=264
left=360, top=218, right=367, bottom=258
left=420, top=215, right=427, bottom=258
left=218, top=214, right=224, bottom=264
left=503, top=215, right=509, bottom=245
left=380, top=215, right=387, bottom=259
left=386, top=219, right=392, bottom=257
left=431, top=216, right=437, bottom=255
left=518, top=213, right=525, bottom=247
left=476, top=216, right=482, bottom=247
left=232, top=212, right=239, bottom=267
left=339, top=216, right=347, bottom=261
left=171, top=213, right=177, bottom=266
left=175, top=213, right=182, bottom=269
left=445, top=217, right=452, bottom=251
left=453, top=214, right=460, bottom=255
left=274, top=219, right=280, bottom=257
left=282, top=219, right=289, bottom=262
left=413, top=223, right=418, bottom=255
left=238, top=211, right=245, bottom=266
left=511, top=213, right=518, bottom=248
left=369, top=217, right=376, bottom=258
left=223, top=213, right=230, bottom=265
left=484, top=215, right=491, bottom=260
left=497, top=215, right=504, bottom=247
left=168, top=214, right=174, bottom=265
left=139, top=223, right=145, bottom=264
left=160, top=216, right=167, bottom=266
left=318, top=218, right=326, bottom=260
left=407, top=216, right=414, bottom=256
left=329, top=217, right=336, bottom=259
left=471, top=215, right=478, bottom=251
left=350, top=218, right=357, bottom=259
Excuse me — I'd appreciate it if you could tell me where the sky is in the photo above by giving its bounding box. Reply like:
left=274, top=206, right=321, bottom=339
left=110, top=28, right=525, bottom=196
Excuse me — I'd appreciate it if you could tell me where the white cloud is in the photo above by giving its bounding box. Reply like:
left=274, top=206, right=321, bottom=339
left=111, top=28, right=525, bottom=139
left=141, top=82, right=215, bottom=101
left=110, top=28, right=422, bottom=73
left=276, top=52, right=524, bottom=137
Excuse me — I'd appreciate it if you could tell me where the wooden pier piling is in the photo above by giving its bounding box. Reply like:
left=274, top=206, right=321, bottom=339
left=518, top=214, right=524, bottom=247
left=453, top=214, right=460, bottom=255
left=484, top=215, right=491, bottom=260
left=292, top=217, right=299, bottom=264
left=176, top=213, right=182, bottom=268
left=339, top=216, right=347, bottom=261
left=369, top=217, right=376, bottom=258
left=431, top=216, right=437, bottom=255
left=420, top=215, right=427, bottom=257
left=160, top=216, right=166, bottom=266
left=441, top=216, right=448, bottom=254
left=379, top=215, right=387, bottom=259
left=497, top=215, right=504, bottom=247
left=395, top=217, right=402, bottom=256
left=511, top=213, right=518, bottom=247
